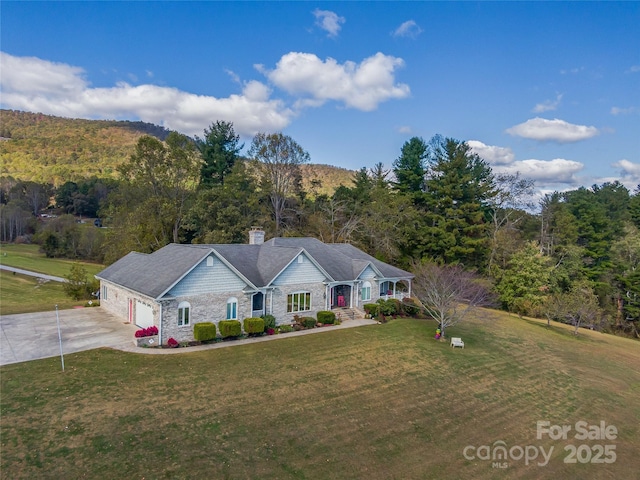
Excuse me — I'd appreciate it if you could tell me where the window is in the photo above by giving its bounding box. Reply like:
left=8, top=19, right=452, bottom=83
left=287, top=291, right=311, bottom=313
left=297, top=255, right=304, bottom=264
left=361, top=281, right=371, bottom=301
left=226, top=297, right=238, bottom=319
left=178, top=301, right=190, bottom=326
left=102, top=285, right=108, bottom=300
left=206, top=256, right=214, bottom=267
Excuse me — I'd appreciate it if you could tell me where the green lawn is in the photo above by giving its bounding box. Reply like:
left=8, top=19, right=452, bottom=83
left=0, top=270, right=88, bottom=315
left=0, top=244, right=103, bottom=314
left=0, top=244, right=104, bottom=278
left=1, top=313, right=639, bottom=479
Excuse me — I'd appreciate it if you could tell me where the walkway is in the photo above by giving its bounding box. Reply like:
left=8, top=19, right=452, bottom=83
left=1, top=306, right=377, bottom=365
left=116, top=318, right=379, bottom=356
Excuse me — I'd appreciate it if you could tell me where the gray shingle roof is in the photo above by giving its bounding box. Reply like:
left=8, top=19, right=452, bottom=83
left=96, top=244, right=211, bottom=298
left=97, top=238, right=413, bottom=299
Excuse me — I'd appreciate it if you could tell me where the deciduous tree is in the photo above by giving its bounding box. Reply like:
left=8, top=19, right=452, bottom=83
left=412, top=261, right=495, bottom=338
left=248, top=132, right=310, bottom=235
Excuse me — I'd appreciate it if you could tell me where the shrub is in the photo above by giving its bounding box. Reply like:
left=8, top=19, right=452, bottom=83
left=219, top=320, right=242, bottom=338
left=377, top=298, right=399, bottom=316
left=243, top=317, right=265, bottom=335
left=302, top=317, right=317, bottom=329
left=167, top=337, right=179, bottom=348
left=363, top=303, right=379, bottom=317
left=266, top=327, right=276, bottom=335
left=134, top=325, right=158, bottom=338
left=193, top=322, right=217, bottom=342
left=402, top=297, right=421, bottom=316
left=278, top=325, right=294, bottom=333
left=317, top=311, right=336, bottom=324
left=261, top=314, right=276, bottom=330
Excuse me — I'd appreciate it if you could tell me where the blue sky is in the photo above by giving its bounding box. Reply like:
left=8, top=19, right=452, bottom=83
left=1, top=1, right=639, bottom=196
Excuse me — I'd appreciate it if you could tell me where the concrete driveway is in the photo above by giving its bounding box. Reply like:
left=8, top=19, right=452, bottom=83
left=0, top=307, right=137, bottom=366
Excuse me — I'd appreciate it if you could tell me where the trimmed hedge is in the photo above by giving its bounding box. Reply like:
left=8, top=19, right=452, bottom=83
left=261, top=314, right=276, bottom=330
left=363, top=303, right=379, bottom=317
left=193, top=322, right=217, bottom=342
left=243, top=317, right=265, bottom=334
left=317, top=310, right=336, bottom=324
left=302, top=317, right=317, bottom=329
left=219, top=320, right=242, bottom=338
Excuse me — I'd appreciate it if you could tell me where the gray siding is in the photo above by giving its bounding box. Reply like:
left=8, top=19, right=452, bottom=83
left=167, top=255, right=247, bottom=297
left=358, top=265, right=377, bottom=280
left=272, top=254, right=325, bottom=286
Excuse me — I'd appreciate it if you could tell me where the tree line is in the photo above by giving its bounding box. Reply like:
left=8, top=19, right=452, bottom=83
left=2, top=121, right=639, bottom=338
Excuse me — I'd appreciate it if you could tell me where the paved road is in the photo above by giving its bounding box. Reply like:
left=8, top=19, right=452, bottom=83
left=0, top=264, right=67, bottom=282
left=0, top=307, right=137, bottom=366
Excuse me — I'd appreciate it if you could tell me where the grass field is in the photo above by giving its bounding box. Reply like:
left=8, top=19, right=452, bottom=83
left=0, top=244, right=104, bottom=278
left=1, top=313, right=638, bottom=479
left=0, top=244, right=104, bottom=315
left=0, top=270, right=88, bottom=315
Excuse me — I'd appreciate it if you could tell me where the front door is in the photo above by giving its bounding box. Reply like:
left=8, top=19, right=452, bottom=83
left=332, top=285, right=352, bottom=308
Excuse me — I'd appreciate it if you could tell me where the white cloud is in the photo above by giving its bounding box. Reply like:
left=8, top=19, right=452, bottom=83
left=0, top=52, right=294, bottom=137
left=611, top=106, right=638, bottom=115
left=392, top=20, right=423, bottom=39
left=629, top=65, right=640, bottom=73
left=468, top=140, right=515, bottom=165
left=505, top=117, right=599, bottom=143
left=397, top=125, right=412, bottom=134
left=0, top=51, right=87, bottom=95
left=313, top=9, right=345, bottom=38
left=494, top=158, right=584, bottom=184
left=532, top=93, right=563, bottom=113
left=612, top=159, right=640, bottom=187
left=258, top=52, right=410, bottom=111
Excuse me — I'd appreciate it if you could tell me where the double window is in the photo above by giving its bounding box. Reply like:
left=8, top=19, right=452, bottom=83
left=178, top=301, right=190, bottom=326
left=287, top=291, right=311, bottom=313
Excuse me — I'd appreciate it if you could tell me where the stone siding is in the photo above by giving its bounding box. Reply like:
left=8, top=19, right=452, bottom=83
left=270, top=282, right=327, bottom=325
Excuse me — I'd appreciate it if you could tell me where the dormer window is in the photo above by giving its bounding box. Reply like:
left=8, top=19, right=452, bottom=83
left=207, top=256, right=214, bottom=267
left=298, top=255, right=304, bottom=264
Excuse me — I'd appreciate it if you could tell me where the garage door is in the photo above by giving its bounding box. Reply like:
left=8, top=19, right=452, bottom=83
left=135, top=301, right=154, bottom=328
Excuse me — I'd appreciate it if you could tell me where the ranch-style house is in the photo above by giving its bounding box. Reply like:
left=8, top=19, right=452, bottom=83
left=96, top=229, right=413, bottom=345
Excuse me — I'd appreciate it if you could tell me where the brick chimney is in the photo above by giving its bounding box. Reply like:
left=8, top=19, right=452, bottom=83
left=249, top=227, right=265, bottom=245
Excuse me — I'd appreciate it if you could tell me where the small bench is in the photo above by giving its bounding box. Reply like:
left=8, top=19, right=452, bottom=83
left=450, top=337, right=465, bottom=348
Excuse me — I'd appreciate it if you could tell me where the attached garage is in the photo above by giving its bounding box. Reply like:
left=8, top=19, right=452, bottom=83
left=135, top=301, right=154, bottom=328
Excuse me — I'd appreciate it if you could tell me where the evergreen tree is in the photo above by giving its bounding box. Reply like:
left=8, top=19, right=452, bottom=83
left=196, top=121, right=243, bottom=187
left=419, top=136, right=496, bottom=269
left=392, top=136, right=427, bottom=195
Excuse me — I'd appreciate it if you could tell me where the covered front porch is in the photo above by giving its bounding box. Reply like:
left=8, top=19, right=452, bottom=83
left=377, top=279, right=412, bottom=301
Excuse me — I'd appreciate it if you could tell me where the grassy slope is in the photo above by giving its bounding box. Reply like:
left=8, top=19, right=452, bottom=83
left=0, top=244, right=104, bottom=278
left=1, top=313, right=638, bottom=479
left=0, top=244, right=104, bottom=314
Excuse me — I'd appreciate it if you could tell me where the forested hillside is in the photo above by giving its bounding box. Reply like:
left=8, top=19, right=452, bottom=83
left=1, top=112, right=639, bottom=339
left=0, top=110, right=171, bottom=184
left=0, top=110, right=353, bottom=194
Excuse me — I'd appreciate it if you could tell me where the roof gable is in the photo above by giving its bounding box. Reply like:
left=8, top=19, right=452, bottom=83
left=97, top=237, right=412, bottom=298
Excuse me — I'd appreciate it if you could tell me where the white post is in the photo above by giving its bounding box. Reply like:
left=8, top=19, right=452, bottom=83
left=55, top=305, right=65, bottom=372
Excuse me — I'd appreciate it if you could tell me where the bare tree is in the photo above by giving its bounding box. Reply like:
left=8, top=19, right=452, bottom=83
left=542, top=283, right=604, bottom=334
left=248, top=133, right=310, bottom=235
left=412, top=262, right=495, bottom=338
left=487, top=172, right=535, bottom=270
